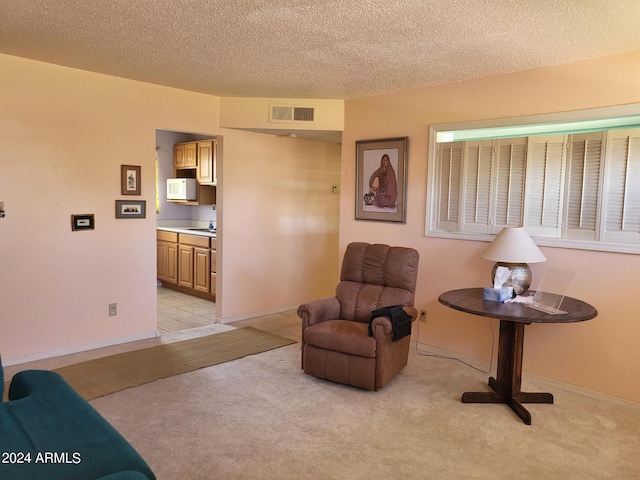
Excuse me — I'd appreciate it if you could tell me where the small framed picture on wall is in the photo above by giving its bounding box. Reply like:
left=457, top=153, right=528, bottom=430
left=115, top=200, right=146, bottom=219
left=121, top=165, right=141, bottom=195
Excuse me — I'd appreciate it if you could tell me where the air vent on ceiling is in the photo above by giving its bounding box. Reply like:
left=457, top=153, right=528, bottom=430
left=269, top=105, right=315, bottom=123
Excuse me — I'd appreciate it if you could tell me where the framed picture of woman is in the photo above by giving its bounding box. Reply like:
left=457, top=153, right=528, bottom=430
left=355, top=137, right=408, bottom=223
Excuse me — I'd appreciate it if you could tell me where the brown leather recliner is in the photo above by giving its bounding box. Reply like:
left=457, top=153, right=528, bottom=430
left=297, top=242, right=419, bottom=391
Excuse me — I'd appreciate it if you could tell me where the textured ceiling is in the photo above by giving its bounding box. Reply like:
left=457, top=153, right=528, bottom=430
left=1, top=0, right=639, bottom=100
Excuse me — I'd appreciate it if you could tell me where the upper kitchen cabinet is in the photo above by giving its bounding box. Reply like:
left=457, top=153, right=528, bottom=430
left=173, top=142, right=197, bottom=168
left=197, top=140, right=217, bottom=185
left=171, top=139, right=217, bottom=206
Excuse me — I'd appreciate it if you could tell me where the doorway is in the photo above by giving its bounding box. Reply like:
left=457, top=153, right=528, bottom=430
left=155, top=129, right=219, bottom=335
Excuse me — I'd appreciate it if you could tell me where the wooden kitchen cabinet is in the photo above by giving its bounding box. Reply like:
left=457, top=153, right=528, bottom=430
left=157, top=231, right=178, bottom=285
left=158, top=231, right=216, bottom=301
left=170, top=139, right=217, bottom=206
left=174, top=142, right=197, bottom=168
left=197, top=140, right=217, bottom=185
left=194, top=247, right=210, bottom=293
left=178, top=233, right=211, bottom=292
left=184, top=142, right=197, bottom=167
left=178, top=244, right=194, bottom=288
left=173, top=143, right=185, bottom=168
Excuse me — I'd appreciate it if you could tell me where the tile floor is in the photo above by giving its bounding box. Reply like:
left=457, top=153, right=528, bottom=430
left=157, top=287, right=219, bottom=334
left=157, top=286, right=301, bottom=342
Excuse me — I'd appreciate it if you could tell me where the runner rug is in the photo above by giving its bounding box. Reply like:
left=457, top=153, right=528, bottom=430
left=51, top=327, right=296, bottom=400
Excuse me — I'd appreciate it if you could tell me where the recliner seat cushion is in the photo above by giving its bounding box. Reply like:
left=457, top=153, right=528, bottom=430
left=303, top=320, right=375, bottom=358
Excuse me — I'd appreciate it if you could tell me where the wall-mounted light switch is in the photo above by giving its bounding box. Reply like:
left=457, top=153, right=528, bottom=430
left=109, top=303, right=117, bottom=316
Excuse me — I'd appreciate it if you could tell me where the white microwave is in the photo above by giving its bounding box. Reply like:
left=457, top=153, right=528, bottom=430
left=166, top=178, right=197, bottom=201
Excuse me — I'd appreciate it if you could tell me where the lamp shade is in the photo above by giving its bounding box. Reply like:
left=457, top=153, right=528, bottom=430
left=481, top=227, right=546, bottom=263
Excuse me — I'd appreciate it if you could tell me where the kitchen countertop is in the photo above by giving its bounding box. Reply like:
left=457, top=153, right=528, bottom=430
left=157, top=226, right=217, bottom=238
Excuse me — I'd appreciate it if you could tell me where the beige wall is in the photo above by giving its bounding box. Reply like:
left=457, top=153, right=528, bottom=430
left=0, top=54, right=340, bottom=363
left=216, top=128, right=341, bottom=320
left=340, top=50, right=640, bottom=403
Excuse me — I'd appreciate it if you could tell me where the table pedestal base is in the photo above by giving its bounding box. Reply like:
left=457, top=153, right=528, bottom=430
left=461, top=320, right=554, bottom=425
left=462, top=378, right=553, bottom=425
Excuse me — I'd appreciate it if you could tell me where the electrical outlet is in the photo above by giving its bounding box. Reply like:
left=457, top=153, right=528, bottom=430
left=419, top=310, right=427, bottom=322
left=109, top=303, right=117, bottom=316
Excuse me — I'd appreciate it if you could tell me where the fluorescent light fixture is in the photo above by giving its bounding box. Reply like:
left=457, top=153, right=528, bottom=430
left=436, top=113, right=640, bottom=143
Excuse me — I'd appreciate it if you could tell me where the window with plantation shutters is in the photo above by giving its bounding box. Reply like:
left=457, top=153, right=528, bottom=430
left=429, top=125, right=640, bottom=254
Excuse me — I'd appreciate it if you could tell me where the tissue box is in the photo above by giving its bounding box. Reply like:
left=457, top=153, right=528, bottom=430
left=483, top=286, right=514, bottom=303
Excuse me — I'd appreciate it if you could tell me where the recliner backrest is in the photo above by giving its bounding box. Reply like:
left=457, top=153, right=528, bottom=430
left=336, top=242, right=419, bottom=323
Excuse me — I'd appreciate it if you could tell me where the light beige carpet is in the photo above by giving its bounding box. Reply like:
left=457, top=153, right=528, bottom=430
left=90, top=342, right=640, bottom=480
left=51, top=327, right=295, bottom=400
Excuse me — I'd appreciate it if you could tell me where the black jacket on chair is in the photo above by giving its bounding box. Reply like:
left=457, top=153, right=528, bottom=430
left=368, top=305, right=412, bottom=341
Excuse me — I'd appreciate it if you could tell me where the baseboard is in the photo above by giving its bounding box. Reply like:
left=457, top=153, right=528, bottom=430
left=4, top=303, right=299, bottom=366
left=3, top=330, right=159, bottom=367
left=412, top=339, right=640, bottom=411
left=220, top=305, right=299, bottom=324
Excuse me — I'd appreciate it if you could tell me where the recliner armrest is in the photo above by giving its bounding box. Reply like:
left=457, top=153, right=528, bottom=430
left=297, top=296, right=341, bottom=329
left=370, top=306, right=418, bottom=337
left=370, top=315, right=393, bottom=335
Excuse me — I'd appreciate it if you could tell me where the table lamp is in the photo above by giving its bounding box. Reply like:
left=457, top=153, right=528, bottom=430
left=481, top=227, right=546, bottom=295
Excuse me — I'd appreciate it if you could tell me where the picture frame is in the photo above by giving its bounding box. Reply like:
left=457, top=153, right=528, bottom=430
left=355, top=137, right=408, bottom=223
left=115, top=200, right=146, bottom=219
left=121, top=165, right=141, bottom=195
left=71, top=214, right=95, bottom=231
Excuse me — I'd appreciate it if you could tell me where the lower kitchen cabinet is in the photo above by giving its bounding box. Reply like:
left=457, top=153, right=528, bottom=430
left=157, top=231, right=178, bottom=285
left=194, top=246, right=210, bottom=293
left=158, top=230, right=216, bottom=301
left=178, top=244, right=194, bottom=288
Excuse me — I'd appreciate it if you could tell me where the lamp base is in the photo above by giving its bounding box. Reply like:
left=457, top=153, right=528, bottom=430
left=491, top=262, right=532, bottom=295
